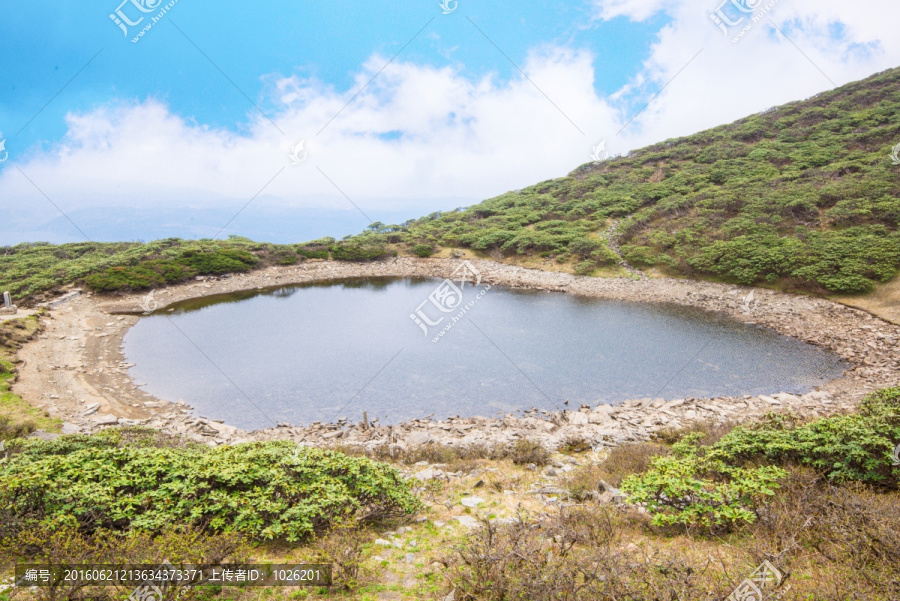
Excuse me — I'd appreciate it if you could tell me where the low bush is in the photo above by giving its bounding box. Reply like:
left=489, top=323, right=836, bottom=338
left=412, top=244, right=434, bottom=257
left=573, top=261, right=595, bottom=276
left=0, top=434, right=421, bottom=541
left=714, top=386, right=900, bottom=487
left=505, top=438, right=551, bottom=466
left=565, top=464, right=606, bottom=501
left=329, top=241, right=390, bottom=261
left=296, top=238, right=333, bottom=260
left=622, top=387, right=900, bottom=530
left=84, top=248, right=258, bottom=292
left=622, top=433, right=787, bottom=529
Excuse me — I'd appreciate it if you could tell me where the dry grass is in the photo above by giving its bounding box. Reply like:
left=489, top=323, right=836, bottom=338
left=744, top=466, right=900, bottom=599
left=594, top=441, right=670, bottom=487
left=333, top=438, right=551, bottom=471
left=0, top=313, right=60, bottom=441
left=652, top=420, right=740, bottom=446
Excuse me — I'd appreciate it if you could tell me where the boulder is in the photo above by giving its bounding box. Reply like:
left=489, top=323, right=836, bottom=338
left=406, top=431, right=432, bottom=446
left=567, top=412, right=589, bottom=425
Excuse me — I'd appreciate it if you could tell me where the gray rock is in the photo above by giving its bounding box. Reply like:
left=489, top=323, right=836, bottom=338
left=567, top=412, right=589, bottom=425
left=61, top=422, right=82, bottom=435
left=406, top=431, right=432, bottom=446
left=454, top=515, right=481, bottom=528
left=460, top=496, right=485, bottom=508
left=93, top=414, right=118, bottom=426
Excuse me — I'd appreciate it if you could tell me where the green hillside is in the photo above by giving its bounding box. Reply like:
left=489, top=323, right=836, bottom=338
left=365, top=66, right=900, bottom=294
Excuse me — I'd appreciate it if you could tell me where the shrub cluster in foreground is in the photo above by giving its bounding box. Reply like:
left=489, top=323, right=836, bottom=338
left=621, top=386, right=900, bottom=529
left=0, top=430, right=420, bottom=542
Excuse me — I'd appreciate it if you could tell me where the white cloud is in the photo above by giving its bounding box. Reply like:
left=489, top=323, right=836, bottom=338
left=588, top=0, right=900, bottom=153
left=3, top=0, right=900, bottom=242
left=1, top=47, right=618, bottom=234
left=594, top=0, right=668, bottom=21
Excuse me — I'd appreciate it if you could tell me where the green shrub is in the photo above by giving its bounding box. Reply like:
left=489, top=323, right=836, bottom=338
left=176, top=248, right=258, bottom=275
left=568, top=237, right=602, bottom=258
left=296, top=238, right=333, bottom=260
left=574, top=261, right=595, bottom=276
left=330, top=241, right=389, bottom=261
left=622, top=388, right=900, bottom=530
left=621, top=433, right=787, bottom=529
left=412, top=244, right=434, bottom=257
left=714, top=387, right=900, bottom=486
left=82, top=248, right=259, bottom=292
left=590, top=245, right=621, bottom=266
left=0, top=434, right=421, bottom=541
left=84, top=265, right=166, bottom=292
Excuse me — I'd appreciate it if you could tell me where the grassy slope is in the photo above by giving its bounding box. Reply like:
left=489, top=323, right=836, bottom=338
left=380, top=66, right=900, bottom=294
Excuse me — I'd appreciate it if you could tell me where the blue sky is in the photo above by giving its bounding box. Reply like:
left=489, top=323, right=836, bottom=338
left=1, top=0, right=897, bottom=243
left=3, top=1, right=662, bottom=155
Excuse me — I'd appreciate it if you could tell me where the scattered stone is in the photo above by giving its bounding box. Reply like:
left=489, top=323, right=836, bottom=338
left=374, top=539, right=392, bottom=547
left=454, top=515, right=480, bottom=529
left=81, top=403, right=100, bottom=417
left=93, top=414, right=118, bottom=426
left=460, top=496, right=485, bottom=508
left=61, top=422, right=82, bottom=435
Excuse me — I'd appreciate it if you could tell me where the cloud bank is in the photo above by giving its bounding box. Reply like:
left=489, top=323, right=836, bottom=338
left=3, top=1, right=899, bottom=242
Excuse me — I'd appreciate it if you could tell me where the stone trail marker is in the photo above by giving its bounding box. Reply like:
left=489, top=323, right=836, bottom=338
left=0, top=291, right=15, bottom=315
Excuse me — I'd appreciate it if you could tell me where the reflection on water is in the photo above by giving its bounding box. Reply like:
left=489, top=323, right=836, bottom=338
left=123, top=277, right=846, bottom=430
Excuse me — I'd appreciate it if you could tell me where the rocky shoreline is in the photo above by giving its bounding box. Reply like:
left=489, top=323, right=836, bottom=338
left=14, top=258, right=900, bottom=449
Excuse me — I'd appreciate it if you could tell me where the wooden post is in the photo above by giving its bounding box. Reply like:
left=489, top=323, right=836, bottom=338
left=363, top=411, right=369, bottom=430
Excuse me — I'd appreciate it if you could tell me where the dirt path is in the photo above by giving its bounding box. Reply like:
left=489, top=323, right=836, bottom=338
left=12, top=258, right=900, bottom=447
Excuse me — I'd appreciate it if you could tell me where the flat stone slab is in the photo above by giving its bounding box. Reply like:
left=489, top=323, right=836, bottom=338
left=61, top=422, right=82, bottom=435
left=454, top=515, right=481, bottom=528
left=460, top=496, right=485, bottom=508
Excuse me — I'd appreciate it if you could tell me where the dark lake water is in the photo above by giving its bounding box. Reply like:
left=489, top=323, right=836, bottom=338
left=122, top=277, right=846, bottom=430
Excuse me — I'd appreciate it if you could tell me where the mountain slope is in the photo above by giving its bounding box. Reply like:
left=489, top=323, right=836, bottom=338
left=367, top=67, right=900, bottom=294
